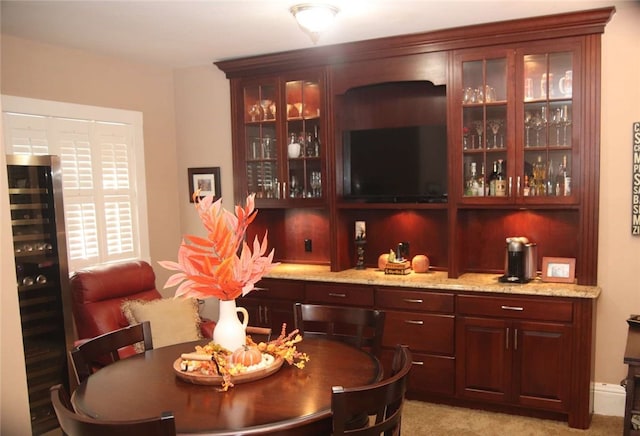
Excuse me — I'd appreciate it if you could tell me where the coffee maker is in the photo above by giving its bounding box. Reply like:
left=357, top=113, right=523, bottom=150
left=499, top=236, right=537, bottom=283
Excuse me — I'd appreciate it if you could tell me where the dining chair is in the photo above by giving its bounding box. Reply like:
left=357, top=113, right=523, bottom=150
left=293, top=302, right=385, bottom=355
left=331, top=344, right=412, bottom=436
left=246, top=325, right=272, bottom=343
left=50, top=384, right=176, bottom=436
left=70, top=321, right=153, bottom=385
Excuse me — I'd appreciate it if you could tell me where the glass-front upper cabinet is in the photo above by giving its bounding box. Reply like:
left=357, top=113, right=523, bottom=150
left=244, top=82, right=279, bottom=201
left=455, top=43, right=579, bottom=205
left=285, top=79, right=322, bottom=200
left=519, top=47, right=577, bottom=202
left=239, top=72, right=324, bottom=206
left=456, top=50, right=512, bottom=201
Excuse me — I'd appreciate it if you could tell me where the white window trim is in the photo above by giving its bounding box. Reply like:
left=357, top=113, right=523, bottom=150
left=1, top=95, right=150, bottom=269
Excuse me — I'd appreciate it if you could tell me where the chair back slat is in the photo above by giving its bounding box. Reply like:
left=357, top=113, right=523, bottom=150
left=294, top=303, right=385, bottom=355
left=70, top=321, right=153, bottom=384
left=331, top=344, right=412, bottom=436
left=50, top=384, right=176, bottom=436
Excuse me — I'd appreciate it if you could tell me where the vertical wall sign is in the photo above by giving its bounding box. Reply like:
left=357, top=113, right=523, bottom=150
left=633, top=122, right=640, bottom=235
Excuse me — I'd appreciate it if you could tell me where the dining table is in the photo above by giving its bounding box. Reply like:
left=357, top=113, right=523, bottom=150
left=71, top=336, right=382, bottom=435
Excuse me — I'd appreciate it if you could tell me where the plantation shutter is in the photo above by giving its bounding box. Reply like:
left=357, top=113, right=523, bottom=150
left=2, top=98, right=148, bottom=272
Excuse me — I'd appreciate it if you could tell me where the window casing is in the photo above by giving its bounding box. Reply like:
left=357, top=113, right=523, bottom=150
left=2, top=96, right=149, bottom=272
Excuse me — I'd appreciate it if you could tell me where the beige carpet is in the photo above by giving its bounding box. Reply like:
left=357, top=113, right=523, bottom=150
left=402, top=400, right=623, bottom=435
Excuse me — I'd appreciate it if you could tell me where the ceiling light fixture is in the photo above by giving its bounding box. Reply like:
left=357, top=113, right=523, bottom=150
left=290, top=3, right=340, bottom=44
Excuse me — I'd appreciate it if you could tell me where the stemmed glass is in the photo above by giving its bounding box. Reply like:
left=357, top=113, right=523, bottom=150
left=551, top=108, right=562, bottom=146
left=561, top=105, right=572, bottom=145
left=472, top=121, right=484, bottom=149
left=532, top=109, right=547, bottom=147
left=259, top=100, right=272, bottom=121
left=524, top=111, right=533, bottom=147
left=488, top=120, right=502, bottom=149
left=310, top=171, right=322, bottom=197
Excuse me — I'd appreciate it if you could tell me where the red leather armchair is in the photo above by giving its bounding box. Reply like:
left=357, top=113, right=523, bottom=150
left=69, top=260, right=214, bottom=358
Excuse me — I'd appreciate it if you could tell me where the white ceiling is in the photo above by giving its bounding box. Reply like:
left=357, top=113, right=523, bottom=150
left=1, top=1, right=615, bottom=69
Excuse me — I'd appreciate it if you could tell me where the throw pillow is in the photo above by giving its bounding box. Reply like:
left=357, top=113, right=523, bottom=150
left=121, top=298, right=202, bottom=351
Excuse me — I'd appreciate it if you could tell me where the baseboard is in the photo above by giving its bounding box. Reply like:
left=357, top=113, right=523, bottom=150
left=593, top=382, right=626, bottom=417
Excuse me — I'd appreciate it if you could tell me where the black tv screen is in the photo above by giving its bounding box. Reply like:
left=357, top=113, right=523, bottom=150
left=343, top=125, right=448, bottom=203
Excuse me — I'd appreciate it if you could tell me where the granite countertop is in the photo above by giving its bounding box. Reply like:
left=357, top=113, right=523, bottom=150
left=265, top=263, right=601, bottom=299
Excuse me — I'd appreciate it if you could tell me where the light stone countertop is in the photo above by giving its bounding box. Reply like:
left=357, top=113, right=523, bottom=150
left=265, top=263, right=601, bottom=299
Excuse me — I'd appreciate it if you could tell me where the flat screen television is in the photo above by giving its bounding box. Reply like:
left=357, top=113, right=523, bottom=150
left=342, top=125, right=448, bottom=203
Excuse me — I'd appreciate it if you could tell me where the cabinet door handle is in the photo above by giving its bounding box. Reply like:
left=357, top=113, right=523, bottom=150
left=403, top=298, right=423, bottom=304
left=501, top=305, right=524, bottom=311
left=254, top=287, right=268, bottom=291
left=264, top=306, right=269, bottom=324
left=508, top=177, right=513, bottom=196
left=411, top=361, right=424, bottom=366
left=404, top=320, right=424, bottom=325
left=506, top=327, right=510, bottom=350
left=328, top=292, right=347, bottom=298
left=516, top=176, right=521, bottom=196
left=514, top=328, right=518, bottom=350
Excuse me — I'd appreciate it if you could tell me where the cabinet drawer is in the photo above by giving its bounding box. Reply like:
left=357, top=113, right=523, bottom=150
left=382, top=311, right=454, bottom=355
left=255, top=279, right=304, bottom=301
left=305, top=283, right=374, bottom=307
left=380, top=348, right=455, bottom=397
left=457, top=294, right=573, bottom=322
left=376, top=288, right=454, bottom=312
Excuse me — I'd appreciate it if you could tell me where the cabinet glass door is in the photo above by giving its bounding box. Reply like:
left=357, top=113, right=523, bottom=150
left=522, top=51, right=574, bottom=198
left=244, top=83, right=278, bottom=199
left=461, top=57, right=508, bottom=198
left=285, top=80, right=322, bottom=199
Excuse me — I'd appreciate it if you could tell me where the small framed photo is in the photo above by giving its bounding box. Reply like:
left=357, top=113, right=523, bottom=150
left=541, top=257, right=576, bottom=283
left=188, top=167, right=221, bottom=203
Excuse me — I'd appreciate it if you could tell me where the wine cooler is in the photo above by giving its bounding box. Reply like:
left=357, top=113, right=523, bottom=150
left=6, top=154, right=74, bottom=435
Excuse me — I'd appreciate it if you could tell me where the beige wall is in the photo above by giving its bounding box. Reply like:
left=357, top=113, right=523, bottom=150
left=1, top=2, right=639, bottom=432
left=596, top=0, right=640, bottom=387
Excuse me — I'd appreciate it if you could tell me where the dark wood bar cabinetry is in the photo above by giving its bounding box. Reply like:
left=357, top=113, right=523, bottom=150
left=220, top=7, right=612, bottom=431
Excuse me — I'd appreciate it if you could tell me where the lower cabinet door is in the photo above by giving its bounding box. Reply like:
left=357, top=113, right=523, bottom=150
left=456, top=316, right=512, bottom=403
left=513, top=320, right=572, bottom=412
left=457, top=316, right=572, bottom=412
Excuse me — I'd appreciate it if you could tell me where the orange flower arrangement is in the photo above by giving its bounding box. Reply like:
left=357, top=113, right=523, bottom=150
left=159, top=193, right=277, bottom=300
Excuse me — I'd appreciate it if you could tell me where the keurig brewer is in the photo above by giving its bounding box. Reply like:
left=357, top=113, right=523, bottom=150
left=500, top=236, right=536, bottom=283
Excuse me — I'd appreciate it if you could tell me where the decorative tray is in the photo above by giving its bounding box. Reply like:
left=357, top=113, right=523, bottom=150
left=173, top=354, right=284, bottom=386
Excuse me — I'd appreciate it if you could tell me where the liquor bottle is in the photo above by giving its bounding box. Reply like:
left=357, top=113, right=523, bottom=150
left=495, top=159, right=507, bottom=196
left=465, top=162, right=479, bottom=196
left=523, top=175, right=530, bottom=196
left=478, top=163, right=486, bottom=196
left=312, top=125, right=321, bottom=157
left=488, top=161, right=497, bottom=196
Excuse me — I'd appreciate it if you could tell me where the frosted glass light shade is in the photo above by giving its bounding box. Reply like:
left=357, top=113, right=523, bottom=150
left=290, top=3, right=339, bottom=43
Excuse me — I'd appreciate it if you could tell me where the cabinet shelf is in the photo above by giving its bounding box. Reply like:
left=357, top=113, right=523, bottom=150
left=10, top=203, right=49, bottom=210
left=336, top=201, right=448, bottom=210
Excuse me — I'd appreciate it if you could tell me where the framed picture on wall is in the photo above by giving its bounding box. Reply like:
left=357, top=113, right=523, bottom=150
left=541, top=257, right=576, bottom=283
left=188, top=167, right=221, bottom=203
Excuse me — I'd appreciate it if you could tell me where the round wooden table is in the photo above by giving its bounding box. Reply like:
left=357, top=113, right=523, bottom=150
left=72, top=337, right=381, bottom=434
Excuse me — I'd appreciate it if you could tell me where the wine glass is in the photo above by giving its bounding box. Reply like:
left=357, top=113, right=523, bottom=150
left=551, top=108, right=562, bottom=146
left=488, top=120, right=502, bottom=149
left=524, top=111, right=533, bottom=147
left=259, top=100, right=272, bottom=121
left=561, top=105, right=572, bottom=145
left=472, top=121, right=484, bottom=149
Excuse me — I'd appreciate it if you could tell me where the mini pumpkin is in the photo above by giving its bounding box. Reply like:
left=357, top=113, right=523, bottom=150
left=231, top=345, right=262, bottom=366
